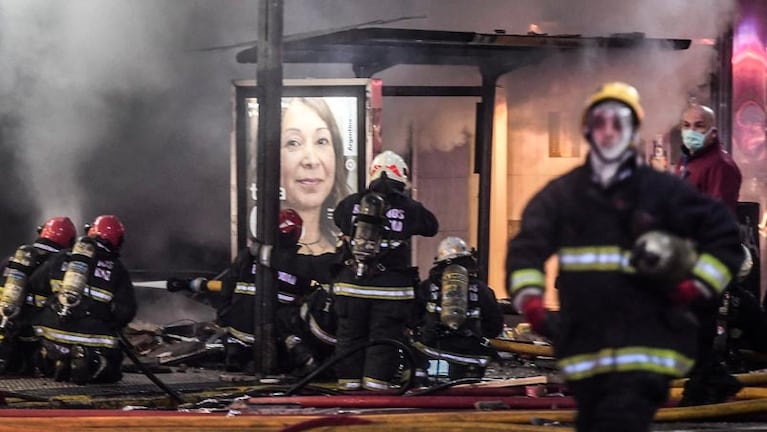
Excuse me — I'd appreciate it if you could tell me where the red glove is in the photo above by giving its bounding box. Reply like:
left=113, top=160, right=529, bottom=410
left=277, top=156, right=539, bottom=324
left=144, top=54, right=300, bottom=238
left=670, top=279, right=702, bottom=305
left=521, top=295, right=547, bottom=335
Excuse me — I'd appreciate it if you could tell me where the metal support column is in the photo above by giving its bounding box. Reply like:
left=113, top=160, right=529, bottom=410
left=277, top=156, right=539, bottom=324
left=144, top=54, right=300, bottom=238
left=476, top=69, right=500, bottom=282
left=254, top=0, right=283, bottom=375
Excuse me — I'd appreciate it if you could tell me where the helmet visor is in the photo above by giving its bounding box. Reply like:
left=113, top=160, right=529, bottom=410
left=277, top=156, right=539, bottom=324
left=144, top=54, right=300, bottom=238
left=586, top=101, right=635, bottom=162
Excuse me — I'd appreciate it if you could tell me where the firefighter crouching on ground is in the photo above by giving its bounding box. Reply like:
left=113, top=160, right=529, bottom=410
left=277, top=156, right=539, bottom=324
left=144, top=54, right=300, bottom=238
left=217, top=209, right=320, bottom=375
left=250, top=214, right=343, bottom=377
left=333, top=150, right=439, bottom=391
left=506, top=82, right=743, bottom=432
left=410, top=236, right=503, bottom=383
left=29, top=215, right=136, bottom=384
left=0, top=217, right=77, bottom=375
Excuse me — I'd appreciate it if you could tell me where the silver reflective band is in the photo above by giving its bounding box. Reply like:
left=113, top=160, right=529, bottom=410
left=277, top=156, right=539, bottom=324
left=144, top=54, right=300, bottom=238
left=35, top=326, right=118, bottom=348
left=277, top=271, right=297, bottom=285
left=692, top=253, right=732, bottom=294
left=558, top=347, right=693, bottom=380
left=558, top=247, right=635, bottom=272
left=234, top=283, right=256, bottom=295
left=510, top=269, right=545, bottom=292
left=32, top=242, right=60, bottom=253
left=227, top=326, right=255, bottom=344
left=85, top=286, right=113, bottom=303
left=334, top=283, right=414, bottom=299
left=363, top=376, right=394, bottom=390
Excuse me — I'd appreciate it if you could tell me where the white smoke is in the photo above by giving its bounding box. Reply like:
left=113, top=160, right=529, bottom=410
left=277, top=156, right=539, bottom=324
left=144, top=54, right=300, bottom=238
left=0, top=1, right=182, bottom=222
left=500, top=0, right=737, bottom=147
left=0, top=0, right=257, bottom=269
left=374, top=0, right=738, bottom=153
left=0, top=0, right=738, bottom=264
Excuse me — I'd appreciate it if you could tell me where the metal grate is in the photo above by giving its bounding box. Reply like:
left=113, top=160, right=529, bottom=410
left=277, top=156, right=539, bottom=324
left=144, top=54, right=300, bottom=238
left=0, top=370, right=259, bottom=399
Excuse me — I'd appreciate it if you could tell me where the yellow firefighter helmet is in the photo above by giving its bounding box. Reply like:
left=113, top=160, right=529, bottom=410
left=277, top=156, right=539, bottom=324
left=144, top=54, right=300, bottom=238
left=582, top=81, right=644, bottom=129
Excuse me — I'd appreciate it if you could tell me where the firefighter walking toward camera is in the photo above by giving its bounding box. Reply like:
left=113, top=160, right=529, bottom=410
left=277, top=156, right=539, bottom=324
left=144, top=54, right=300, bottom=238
left=505, top=82, right=743, bottom=432
left=410, top=236, right=503, bottom=383
left=332, top=150, right=439, bottom=391
left=0, top=217, right=76, bottom=375
left=30, top=215, right=136, bottom=385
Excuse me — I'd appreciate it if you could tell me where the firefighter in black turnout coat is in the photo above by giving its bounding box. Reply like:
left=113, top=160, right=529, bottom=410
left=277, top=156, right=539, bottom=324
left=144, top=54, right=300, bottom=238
left=506, top=82, right=743, bottom=432
left=247, top=209, right=344, bottom=376
left=410, top=236, right=504, bottom=382
left=31, top=215, right=136, bottom=385
left=0, top=217, right=77, bottom=375
left=218, top=209, right=323, bottom=374
left=333, top=150, right=439, bottom=391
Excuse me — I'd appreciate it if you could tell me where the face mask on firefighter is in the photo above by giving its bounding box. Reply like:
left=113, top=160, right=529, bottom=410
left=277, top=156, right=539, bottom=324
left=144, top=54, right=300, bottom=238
left=586, top=101, right=635, bottom=162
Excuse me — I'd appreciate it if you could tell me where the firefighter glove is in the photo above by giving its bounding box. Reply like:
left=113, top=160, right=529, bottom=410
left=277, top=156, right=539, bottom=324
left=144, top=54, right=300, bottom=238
left=670, top=279, right=703, bottom=305
left=521, top=295, right=547, bottom=335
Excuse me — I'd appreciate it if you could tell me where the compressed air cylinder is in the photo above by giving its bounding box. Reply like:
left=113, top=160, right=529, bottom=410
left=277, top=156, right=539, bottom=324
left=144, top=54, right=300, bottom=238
left=440, top=264, right=469, bottom=330
left=0, top=246, right=36, bottom=330
left=57, top=237, right=96, bottom=317
left=351, top=192, right=388, bottom=278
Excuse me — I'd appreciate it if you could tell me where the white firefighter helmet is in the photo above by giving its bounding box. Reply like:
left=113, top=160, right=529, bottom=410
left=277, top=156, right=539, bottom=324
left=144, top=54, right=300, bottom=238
left=369, top=150, right=409, bottom=185
left=435, top=236, right=474, bottom=264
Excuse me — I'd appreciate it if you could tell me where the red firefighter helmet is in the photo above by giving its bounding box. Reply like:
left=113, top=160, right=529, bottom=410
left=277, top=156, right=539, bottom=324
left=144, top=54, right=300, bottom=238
left=87, top=215, right=125, bottom=250
left=278, top=208, right=304, bottom=245
left=38, top=216, right=77, bottom=248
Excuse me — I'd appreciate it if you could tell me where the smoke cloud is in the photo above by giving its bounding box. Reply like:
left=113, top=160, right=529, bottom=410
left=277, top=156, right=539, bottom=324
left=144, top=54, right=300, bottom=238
left=376, top=0, right=738, bottom=153
left=500, top=0, right=737, bottom=152
left=0, top=0, right=738, bottom=273
left=0, top=0, right=260, bottom=271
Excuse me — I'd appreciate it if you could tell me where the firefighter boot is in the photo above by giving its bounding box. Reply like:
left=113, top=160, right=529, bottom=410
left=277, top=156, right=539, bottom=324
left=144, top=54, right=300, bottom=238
left=70, top=345, right=90, bottom=385
left=679, top=362, right=743, bottom=406
left=285, top=335, right=317, bottom=376
left=0, top=341, right=13, bottom=375
left=225, top=343, right=255, bottom=374
left=71, top=346, right=112, bottom=385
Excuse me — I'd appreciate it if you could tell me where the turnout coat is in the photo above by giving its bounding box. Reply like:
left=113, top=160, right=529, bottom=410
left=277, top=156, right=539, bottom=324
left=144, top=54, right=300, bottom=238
left=506, top=157, right=743, bottom=382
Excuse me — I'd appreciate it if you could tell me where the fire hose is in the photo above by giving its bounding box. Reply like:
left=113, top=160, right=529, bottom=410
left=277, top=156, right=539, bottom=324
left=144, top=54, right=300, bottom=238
left=489, top=338, right=554, bottom=357
left=118, top=332, right=185, bottom=406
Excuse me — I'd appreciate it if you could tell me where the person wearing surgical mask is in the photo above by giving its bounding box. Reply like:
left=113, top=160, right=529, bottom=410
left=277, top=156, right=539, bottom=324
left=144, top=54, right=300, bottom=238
left=675, top=103, right=745, bottom=407
left=677, top=103, right=742, bottom=214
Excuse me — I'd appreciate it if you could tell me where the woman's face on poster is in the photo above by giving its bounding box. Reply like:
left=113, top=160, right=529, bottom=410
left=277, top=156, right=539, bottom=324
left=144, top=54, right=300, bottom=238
left=280, top=99, right=336, bottom=212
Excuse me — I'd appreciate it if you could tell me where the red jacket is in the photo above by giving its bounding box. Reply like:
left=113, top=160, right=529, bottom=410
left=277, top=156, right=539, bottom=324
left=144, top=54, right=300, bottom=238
left=677, top=142, right=742, bottom=214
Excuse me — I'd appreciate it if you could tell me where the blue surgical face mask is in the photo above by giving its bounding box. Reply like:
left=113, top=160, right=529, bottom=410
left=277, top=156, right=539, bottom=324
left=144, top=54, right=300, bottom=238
left=681, top=129, right=708, bottom=152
